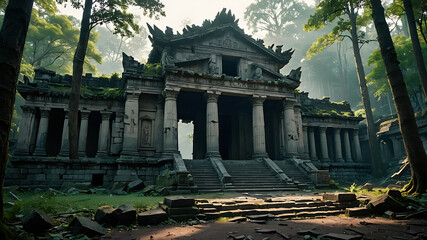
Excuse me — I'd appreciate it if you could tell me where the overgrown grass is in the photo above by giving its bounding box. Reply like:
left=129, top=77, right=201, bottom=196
left=343, top=183, right=390, bottom=198
left=3, top=191, right=234, bottom=222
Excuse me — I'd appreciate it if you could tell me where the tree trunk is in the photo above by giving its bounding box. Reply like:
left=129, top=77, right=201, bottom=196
left=69, top=0, right=92, bottom=160
left=403, top=0, right=427, bottom=103
left=0, top=0, right=34, bottom=220
left=348, top=5, right=384, bottom=176
left=371, top=0, right=427, bottom=194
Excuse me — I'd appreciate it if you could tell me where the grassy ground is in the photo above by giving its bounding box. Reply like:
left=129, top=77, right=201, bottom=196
left=2, top=190, right=241, bottom=222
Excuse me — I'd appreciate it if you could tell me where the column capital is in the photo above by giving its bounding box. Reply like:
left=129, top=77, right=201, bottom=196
left=21, top=105, right=35, bottom=113
left=319, top=126, right=327, bottom=133
left=64, top=110, right=69, bottom=119
left=333, top=128, right=341, bottom=134
left=282, top=99, right=296, bottom=109
left=205, top=90, right=221, bottom=103
left=80, top=110, right=91, bottom=120
left=100, top=111, right=111, bottom=120
left=126, top=92, right=140, bottom=100
left=39, top=108, right=50, bottom=117
left=252, top=95, right=266, bottom=106
left=163, top=88, right=180, bottom=100
left=353, top=129, right=359, bottom=134
left=302, top=125, right=308, bottom=131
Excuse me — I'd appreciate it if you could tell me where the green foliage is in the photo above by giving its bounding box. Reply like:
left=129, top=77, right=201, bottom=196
left=21, top=9, right=102, bottom=76
left=49, top=83, right=124, bottom=99
left=304, top=0, right=372, bottom=59
left=144, top=63, right=162, bottom=75
left=366, top=35, right=425, bottom=99
left=244, top=0, right=311, bottom=39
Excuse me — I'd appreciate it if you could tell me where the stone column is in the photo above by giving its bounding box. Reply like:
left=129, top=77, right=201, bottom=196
left=351, top=129, right=362, bottom=162
left=333, top=128, right=344, bottom=162
left=78, top=110, right=90, bottom=157
left=15, top=106, right=35, bottom=156
left=205, top=91, right=221, bottom=158
left=97, top=111, right=111, bottom=157
left=122, top=93, right=140, bottom=156
left=252, top=95, right=268, bottom=158
left=302, top=125, right=309, bottom=158
left=279, top=111, right=285, bottom=158
left=33, top=108, right=50, bottom=156
left=308, top=127, right=317, bottom=161
left=319, top=126, right=329, bottom=161
left=163, top=88, right=180, bottom=155
left=154, top=95, right=164, bottom=156
left=294, top=105, right=305, bottom=156
left=343, top=129, right=353, bottom=162
left=59, top=110, right=69, bottom=156
left=283, top=100, right=298, bottom=158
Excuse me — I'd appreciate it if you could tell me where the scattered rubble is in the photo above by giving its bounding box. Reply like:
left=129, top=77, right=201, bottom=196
left=69, top=216, right=106, bottom=237
left=22, top=211, right=54, bottom=235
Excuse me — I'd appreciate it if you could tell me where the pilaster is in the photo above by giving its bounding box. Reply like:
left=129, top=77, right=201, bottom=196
left=78, top=110, right=90, bottom=157
left=15, top=105, right=36, bottom=156
left=122, top=93, right=140, bottom=156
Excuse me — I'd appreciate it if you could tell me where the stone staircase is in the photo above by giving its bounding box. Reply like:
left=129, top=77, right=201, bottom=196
left=222, top=160, right=298, bottom=192
left=184, top=159, right=223, bottom=193
left=274, top=160, right=313, bottom=187
left=196, top=194, right=359, bottom=220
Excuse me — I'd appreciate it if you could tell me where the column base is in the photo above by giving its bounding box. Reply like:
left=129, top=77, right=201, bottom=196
left=205, top=151, right=221, bottom=159
left=335, top=158, right=344, bottom=162
left=121, top=150, right=140, bottom=156
left=59, top=151, right=69, bottom=157
left=320, top=158, right=330, bottom=161
left=96, top=151, right=108, bottom=158
left=33, top=148, right=47, bottom=156
left=14, top=149, right=30, bottom=156
left=78, top=151, right=87, bottom=157
left=252, top=152, right=268, bottom=159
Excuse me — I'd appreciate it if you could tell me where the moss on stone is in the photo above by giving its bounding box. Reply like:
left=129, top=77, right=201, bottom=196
left=48, top=83, right=124, bottom=99
left=144, top=63, right=162, bottom=75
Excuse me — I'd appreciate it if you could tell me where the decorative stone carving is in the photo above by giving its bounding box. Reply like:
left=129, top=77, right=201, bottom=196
left=288, top=67, right=302, bottom=81
left=254, top=67, right=262, bottom=80
left=122, top=52, right=146, bottom=73
left=208, top=58, right=219, bottom=75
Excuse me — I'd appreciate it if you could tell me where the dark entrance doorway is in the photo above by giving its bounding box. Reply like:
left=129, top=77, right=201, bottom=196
left=218, top=95, right=252, bottom=160
left=86, top=111, right=101, bottom=157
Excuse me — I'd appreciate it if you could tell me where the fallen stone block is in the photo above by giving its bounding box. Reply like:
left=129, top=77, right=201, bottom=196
left=74, top=182, right=92, bottom=191
left=163, top=196, right=195, bottom=208
left=345, top=207, right=372, bottom=217
left=250, top=220, right=267, bottom=224
left=297, top=229, right=321, bottom=237
left=247, top=214, right=269, bottom=220
left=229, top=216, right=246, bottom=222
left=167, top=206, right=199, bottom=215
left=361, top=183, right=373, bottom=191
left=111, top=182, right=128, bottom=192
left=255, top=228, right=276, bottom=233
left=323, top=193, right=357, bottom=202
left=69, top=216, right=106, bottom=237
left=320, top=233, right=363, bottom=240
left=367, top=194, right=406, bottom=213
left=137, top=208, right=167, bottom=225
left=387, top=189, right=402, bottom=198
left=94, top=205, right=116, bottom=226
left=114, top=204, right=136, bottom=226
left=126, top=179, right=145, bottom=192
left=23, top=211, right=54, bottom=234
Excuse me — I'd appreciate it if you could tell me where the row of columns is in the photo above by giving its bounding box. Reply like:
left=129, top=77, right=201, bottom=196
left=306, top=126, right=362, bottom=162
left=144, top=88, right=296, bottom=160
left=16, top=106, right=112, bottom=158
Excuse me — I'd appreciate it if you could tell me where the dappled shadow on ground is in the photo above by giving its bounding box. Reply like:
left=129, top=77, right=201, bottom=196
left=106, top=216, right=427, bottom=240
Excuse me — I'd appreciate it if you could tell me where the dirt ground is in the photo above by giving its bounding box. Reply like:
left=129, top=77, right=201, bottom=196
left=105, top=216, right=427, bottom=240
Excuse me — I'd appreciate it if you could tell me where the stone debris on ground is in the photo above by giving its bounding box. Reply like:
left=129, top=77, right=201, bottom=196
left=320, top=233, right=363, bottom=240
left=137, top=208, right=168, bottom=226
left=22, top=210, right=54, bottom=235
left=360, top=183, right=374, bottom=191
left=69, top=216, right=107, bottom=237
left=126, top=179, right=145, bottom=192
left=345, top=207, right=372, bottom=217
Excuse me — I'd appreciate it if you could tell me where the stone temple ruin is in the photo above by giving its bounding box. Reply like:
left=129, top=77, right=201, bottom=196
left=6, top=10, right=371, bottom=192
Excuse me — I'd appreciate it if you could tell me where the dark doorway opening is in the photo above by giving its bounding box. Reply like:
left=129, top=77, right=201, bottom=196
left=177, top=91, right=206, bottom=159
left=222, top=56, right=239, bottom=77
left=46, top=108, right=64, bottom=156
left=91, top=174, right=104, bottom=186
left=219, top=115, right=232, bottom=160
left=86, top=111, right=101, bottom=157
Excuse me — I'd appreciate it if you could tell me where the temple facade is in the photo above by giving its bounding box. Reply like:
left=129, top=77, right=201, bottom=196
left=6, top=10, right=369, bottom=191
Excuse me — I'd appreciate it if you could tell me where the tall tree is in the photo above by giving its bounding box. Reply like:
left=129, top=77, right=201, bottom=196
left=304, top=0, right=384, bottom=176
left=367, top=35, right=426, bottom=111
left=0, top=0, right=34, bottom=221
left=370, top=0, right=427, bottom=194
left=403, top=0, right=427, bottom=102
left=23, top=9, right=102, bottom=75
left=64, top=0, right=165, bottom=160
